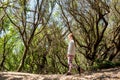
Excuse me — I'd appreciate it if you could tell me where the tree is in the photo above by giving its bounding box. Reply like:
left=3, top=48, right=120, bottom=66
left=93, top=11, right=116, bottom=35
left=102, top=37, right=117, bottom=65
left=0, top=0, right=120, bottom=73
left=107, top=0, right=120, bottom=61
left=0, top=0, right=56, bottom=71
left=58, top=0, right=110, bottom=65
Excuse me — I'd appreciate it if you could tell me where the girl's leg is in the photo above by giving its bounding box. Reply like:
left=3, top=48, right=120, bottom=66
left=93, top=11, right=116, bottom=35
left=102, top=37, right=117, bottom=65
left=68, top=56, right=73, bottom=73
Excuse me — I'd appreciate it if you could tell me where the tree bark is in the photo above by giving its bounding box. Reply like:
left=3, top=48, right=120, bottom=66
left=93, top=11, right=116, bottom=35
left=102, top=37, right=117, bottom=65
left=17, top=47, right=28, bottom=72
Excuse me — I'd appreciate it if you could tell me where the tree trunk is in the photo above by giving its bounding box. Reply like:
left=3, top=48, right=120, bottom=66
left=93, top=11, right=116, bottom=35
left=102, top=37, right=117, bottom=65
left=17, top=47, right=28, bottom=72
left=109, top=49, right=119, bottom=61
left=0, top=54, right=5, bottom=70
left=0, top=39, right=6, bottom=70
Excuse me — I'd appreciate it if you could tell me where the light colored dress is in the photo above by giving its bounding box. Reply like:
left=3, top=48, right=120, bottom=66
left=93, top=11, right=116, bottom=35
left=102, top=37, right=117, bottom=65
left=67, top=40, right=75, bottom=65
left=67, top=40, right=75, bottom=56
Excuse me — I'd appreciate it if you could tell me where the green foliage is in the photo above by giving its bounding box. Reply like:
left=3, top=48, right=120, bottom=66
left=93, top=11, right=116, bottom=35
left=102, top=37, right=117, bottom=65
left=91, top=60, right=118, bottom=71
left=98, top=61, right=116, bottom=69
left=0, top=0, right=120, bottom=74
left=114, top=62, right=120, bottom=67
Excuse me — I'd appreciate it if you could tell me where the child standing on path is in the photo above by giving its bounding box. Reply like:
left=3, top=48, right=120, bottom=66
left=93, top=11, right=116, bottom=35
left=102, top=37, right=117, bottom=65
left=66, top=33, right=80, bottom=75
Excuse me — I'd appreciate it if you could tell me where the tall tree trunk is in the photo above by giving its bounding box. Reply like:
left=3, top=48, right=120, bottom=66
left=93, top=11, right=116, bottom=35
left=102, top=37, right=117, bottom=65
left=109, top=49, right=119, bottom=61
left=0, top=54, right=5, bottom=70
left=0, top=38, right=6, bottom=70
left=17, top=47, right=28, bottom=72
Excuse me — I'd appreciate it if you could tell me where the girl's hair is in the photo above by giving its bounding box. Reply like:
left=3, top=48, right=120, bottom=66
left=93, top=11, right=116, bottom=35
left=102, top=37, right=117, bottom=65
left=68, top=33, right=77, bottom=47
left=68, top=33, right=73, bottom=38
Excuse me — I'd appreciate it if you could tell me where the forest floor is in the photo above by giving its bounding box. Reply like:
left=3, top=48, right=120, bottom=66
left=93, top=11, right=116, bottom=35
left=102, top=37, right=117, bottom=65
left=0, top=67, right=120, bottom=80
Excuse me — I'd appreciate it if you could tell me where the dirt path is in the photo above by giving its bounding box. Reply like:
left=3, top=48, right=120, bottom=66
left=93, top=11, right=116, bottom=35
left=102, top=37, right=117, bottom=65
left=0, top=67, right=120, bottom=80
